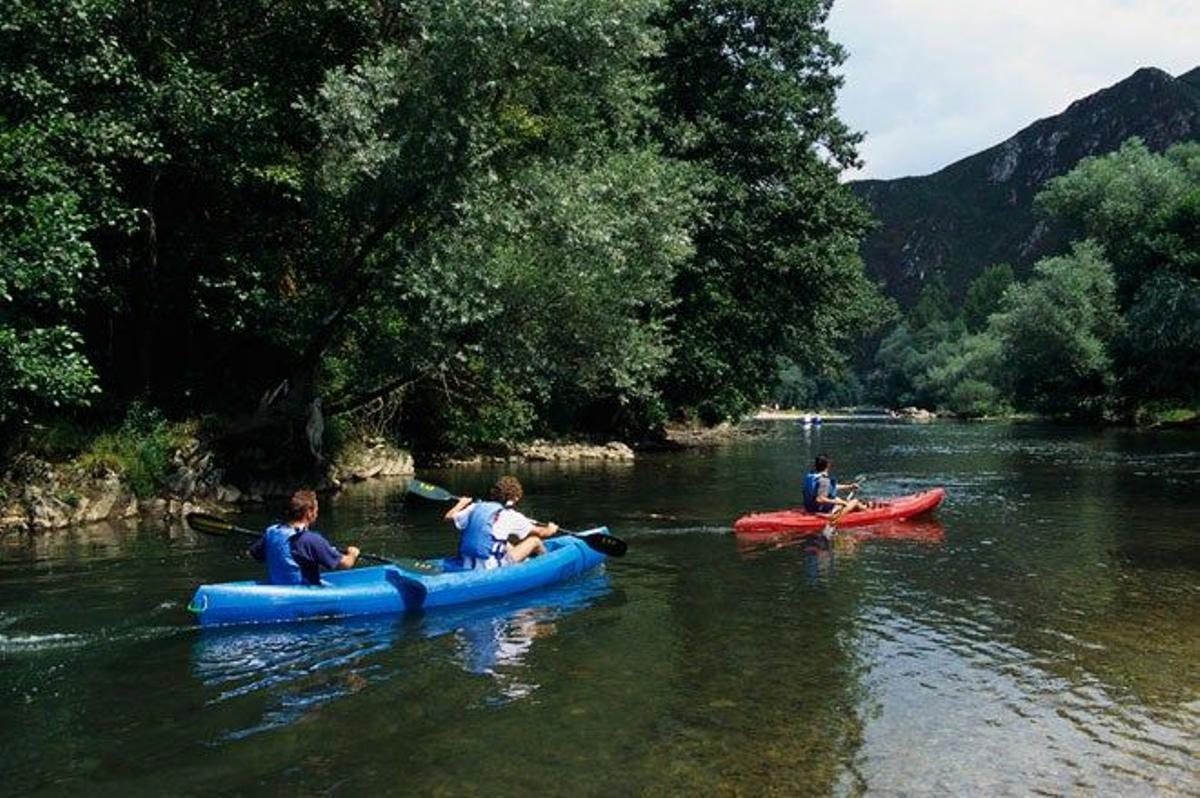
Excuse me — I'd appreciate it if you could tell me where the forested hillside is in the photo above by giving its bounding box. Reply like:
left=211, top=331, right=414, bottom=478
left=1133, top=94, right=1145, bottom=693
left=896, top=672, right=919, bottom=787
left=869, top=140, right=1200, bottom=421
left=851, top=66, right=1200, bottom=305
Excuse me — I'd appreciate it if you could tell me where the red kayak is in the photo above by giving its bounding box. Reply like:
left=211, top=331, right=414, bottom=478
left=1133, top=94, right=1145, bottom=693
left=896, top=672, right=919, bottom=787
left=733, top=488, right=946, bottom=538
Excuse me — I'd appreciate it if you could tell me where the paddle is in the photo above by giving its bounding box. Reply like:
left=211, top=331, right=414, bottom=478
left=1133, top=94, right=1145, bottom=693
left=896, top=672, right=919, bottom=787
left=405, top=479, right=628, bottom=557
left=186, top=512, right=398, bottom=566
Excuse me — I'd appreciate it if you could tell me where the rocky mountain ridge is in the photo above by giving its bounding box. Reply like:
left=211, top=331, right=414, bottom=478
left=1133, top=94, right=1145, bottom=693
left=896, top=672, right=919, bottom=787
left=851, top=65, right=1200, bottom=305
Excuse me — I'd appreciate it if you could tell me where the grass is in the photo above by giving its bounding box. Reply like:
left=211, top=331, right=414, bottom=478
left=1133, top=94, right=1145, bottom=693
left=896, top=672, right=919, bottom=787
left=1137, top=405, right=1200, bottom=427
left=32, top=403, right=195, bottom=499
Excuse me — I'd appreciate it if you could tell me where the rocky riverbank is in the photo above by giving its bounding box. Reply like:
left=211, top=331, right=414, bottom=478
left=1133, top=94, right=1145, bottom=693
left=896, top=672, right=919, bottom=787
left=440, top=439, right=635, bottom=466
left=0, top=436, right=415, bottom=533
left=0, top=419, right=782, bottom=533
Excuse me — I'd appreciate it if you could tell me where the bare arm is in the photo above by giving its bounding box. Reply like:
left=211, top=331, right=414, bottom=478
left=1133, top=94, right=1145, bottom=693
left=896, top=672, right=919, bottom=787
left=337, top=546, right=360, bottom=570
left=444, top=496, right=473, bottom=520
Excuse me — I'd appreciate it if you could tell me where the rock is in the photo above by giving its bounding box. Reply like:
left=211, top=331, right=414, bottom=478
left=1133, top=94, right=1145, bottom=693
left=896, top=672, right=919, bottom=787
left=81, top=474, right=125, bottom=522
left=26, top=487, right=72, bottom=530
left=0, top=502, right=29, bottom=531
left=165, top=466, right=197, bottom=499
left=216, top=484, right=243, bottom=503
left=603, top=441, right=635, bottom=460
left=895, top=406, right=937, bottom=422
left=512, top=440, right=635, bottom=462
left=334, top=442, right=415, bottom=482
left=139, top=498, right=168, bottom=516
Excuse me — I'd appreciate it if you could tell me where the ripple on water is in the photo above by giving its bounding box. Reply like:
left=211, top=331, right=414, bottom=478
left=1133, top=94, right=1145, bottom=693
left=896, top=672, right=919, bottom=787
left=0, top=632, right=90, bottom=654
left=849, top=599, right=1200, bottom=795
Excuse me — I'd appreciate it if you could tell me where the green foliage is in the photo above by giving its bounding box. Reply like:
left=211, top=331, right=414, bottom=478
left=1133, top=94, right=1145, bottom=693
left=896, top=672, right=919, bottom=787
left=909, top=279, right=954, bottom=330
left=992, top=241, right=1121, bottom=416
left=1038, top=139, right=1200, bottom=297
left=0, top=114, right=101, bottom=427
left=948, top=379, right=1005, bottom=418
left=874, top=137, right=1199, bottom=420
left=871, top=321, right=1008, bottom=417
left=962, top=263, right=1015, bottom=332
left=652, top=0, right=891, bottom=423
left=772, top=358, right=863, bottom=409
left=78, top=402, right=187, bottom=497
left=24, top=419, right=99, bottom=461
left=1119, top=271, right=1200, bottom=401
left=1033, top=139, right=1200, bottom=412
left=2, top=0, right=888, bottom=459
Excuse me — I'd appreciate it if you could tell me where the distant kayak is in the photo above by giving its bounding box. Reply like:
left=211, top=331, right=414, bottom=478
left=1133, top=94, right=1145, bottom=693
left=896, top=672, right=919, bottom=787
left=733, top=489, right=946, bottom=538
left=188, top=534, right=608, bottom=627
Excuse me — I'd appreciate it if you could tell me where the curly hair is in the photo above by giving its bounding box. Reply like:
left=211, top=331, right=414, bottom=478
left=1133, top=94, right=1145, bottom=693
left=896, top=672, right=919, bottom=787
left=489, top=475, right=524, bottom=506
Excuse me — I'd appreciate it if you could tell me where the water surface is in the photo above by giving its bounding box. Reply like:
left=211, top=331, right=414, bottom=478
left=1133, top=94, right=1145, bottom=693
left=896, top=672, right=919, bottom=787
left=2, top=421, right=1197, bottom=795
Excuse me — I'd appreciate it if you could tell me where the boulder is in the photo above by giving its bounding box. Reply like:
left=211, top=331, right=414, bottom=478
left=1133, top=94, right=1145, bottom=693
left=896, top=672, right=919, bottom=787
left=334, top=442, right=415, bottom=482
left=215, top=484, right=243, bottom=503
left=895, top=406, right=937, bottom=422
left=26, top=487, right=72, bottom=530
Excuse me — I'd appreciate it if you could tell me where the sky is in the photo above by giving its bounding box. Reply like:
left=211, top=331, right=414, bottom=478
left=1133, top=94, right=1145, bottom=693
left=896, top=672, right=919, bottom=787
left=826, top=0, right=1200, bottom=180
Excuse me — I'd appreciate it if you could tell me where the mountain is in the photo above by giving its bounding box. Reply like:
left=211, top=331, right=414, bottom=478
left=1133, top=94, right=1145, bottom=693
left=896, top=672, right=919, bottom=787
left=850, top=66, right=1200, bottom=305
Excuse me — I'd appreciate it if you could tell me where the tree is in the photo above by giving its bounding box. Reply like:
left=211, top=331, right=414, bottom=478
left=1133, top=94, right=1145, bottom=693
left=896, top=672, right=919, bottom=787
left=1037, top=139, right=1200, bottom=412
left=0, top=132, right=100, bottom=425
left=266, top=0, right=685, bottom=457
left=1120, top=271, right=1200, bottom=402
left=1037, top=139, right=1200, bottom=299
left=652, top=0, right=890, bottom=423
left=992, top=241, right=1121, bottom=416
left=962, top=263, right=1014, bottom=332
left=908, top=278, right=954, bottom=331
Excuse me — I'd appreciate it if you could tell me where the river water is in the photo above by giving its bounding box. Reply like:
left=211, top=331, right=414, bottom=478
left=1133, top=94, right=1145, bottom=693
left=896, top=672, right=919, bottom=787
left=2, top=421, right=1197, bottom=795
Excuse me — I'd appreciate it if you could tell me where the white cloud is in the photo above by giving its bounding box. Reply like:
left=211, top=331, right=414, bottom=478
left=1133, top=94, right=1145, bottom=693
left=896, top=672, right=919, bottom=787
left=828, top=0, right=1200, bottom=179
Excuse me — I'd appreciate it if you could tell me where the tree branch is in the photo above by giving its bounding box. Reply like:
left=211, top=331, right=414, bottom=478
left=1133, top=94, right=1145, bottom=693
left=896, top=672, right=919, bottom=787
left=325, top=375, right=416, bottom=416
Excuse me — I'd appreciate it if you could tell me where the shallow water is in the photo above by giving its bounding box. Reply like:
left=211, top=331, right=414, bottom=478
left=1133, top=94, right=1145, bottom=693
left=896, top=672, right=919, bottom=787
left=1, top=421, right=1197, bottom=795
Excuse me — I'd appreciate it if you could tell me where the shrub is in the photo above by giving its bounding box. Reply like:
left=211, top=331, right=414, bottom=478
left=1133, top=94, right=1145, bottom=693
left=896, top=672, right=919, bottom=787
left=76, top=403, right=188, bottom=498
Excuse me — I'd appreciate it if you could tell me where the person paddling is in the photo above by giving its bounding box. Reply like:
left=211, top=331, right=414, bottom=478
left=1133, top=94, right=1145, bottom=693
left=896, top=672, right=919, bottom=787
left=445, top=476, right=559, bottom=569
left=803, top=455, right=868, bottom=516
left=248, top=490, right=359, bottom=585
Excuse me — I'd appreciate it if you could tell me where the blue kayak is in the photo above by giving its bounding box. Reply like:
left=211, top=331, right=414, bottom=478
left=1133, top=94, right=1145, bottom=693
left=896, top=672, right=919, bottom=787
left=188, top=533, right=608, bottom=627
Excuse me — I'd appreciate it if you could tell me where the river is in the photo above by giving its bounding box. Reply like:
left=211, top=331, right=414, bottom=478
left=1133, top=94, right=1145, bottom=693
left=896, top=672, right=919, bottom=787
left=2, top=420, right=1197, bottom=795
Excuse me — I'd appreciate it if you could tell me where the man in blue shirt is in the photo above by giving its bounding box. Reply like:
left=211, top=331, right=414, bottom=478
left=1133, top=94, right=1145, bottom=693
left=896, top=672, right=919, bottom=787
left=248, top=490, right=359, bottom=585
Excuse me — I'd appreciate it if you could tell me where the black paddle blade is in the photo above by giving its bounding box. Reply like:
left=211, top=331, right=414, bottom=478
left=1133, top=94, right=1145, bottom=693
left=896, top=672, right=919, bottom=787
left=406, top=479, right=458, bottom=502
left=574, top=529, right=628, bottom=558
left=186, top=512, right=235, bottom=537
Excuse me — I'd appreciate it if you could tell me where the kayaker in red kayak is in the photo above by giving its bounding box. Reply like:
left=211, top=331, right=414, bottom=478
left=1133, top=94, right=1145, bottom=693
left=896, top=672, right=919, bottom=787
left=445, top=475, right=559, bottom=569
left=803, top=455, right=869, bottom=516
left=248, top=490, right=360, bottom=585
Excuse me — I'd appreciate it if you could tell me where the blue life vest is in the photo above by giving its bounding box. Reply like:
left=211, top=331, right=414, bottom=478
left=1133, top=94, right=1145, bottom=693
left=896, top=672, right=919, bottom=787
left=459, top=501, right=507, bottom=561
left=803, top=472, right=837, bottom=513
left=262, top=523, right=304, bottom=585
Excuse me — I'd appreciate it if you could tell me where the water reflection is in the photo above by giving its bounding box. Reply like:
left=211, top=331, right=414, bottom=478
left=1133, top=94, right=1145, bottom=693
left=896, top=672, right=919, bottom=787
left=423, top=574, right=612, bottom=705
left=736, top=518, right=946, bottom=555
left=192, top=573, right=611, bottom=738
